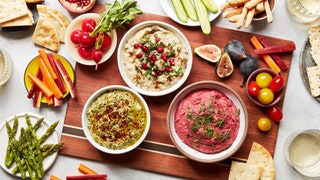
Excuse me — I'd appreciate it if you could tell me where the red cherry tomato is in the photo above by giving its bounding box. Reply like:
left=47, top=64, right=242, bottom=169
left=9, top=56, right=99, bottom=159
left=248, top=81, right=260, bottom=96
left=268, top=106, right=283, bottom=123
left=269, top=75, right=284, bottom=93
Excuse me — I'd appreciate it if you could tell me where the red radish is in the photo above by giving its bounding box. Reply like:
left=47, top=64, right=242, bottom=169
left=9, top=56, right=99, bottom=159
left=100, top=33, right=112, bottom=51
left=91, top=49, right=103, bottom=70
left=78, top=31, right=95, bottom=48
left=78, top=46, right=92, bottom=60
left=81, top=18, right=96, bottom=32
left=70, top=29, right=83, bottom=45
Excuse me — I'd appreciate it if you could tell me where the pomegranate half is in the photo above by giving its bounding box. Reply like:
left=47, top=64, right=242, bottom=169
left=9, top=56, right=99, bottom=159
left=58, top=0, right=96, bottom=14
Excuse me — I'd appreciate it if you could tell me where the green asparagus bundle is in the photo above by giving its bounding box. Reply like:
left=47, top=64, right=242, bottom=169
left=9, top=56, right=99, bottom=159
left=4, top=114, right=63, bottom=180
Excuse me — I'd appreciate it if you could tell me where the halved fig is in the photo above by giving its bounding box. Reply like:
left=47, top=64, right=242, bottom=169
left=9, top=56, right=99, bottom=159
left=194, top=44, right=221, bottom=63
left=58, top=0, right=96, bottom=14
left=215, top=52, right=234, bottom=78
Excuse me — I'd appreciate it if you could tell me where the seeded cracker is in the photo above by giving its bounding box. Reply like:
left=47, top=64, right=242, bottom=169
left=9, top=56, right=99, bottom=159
left=306, top=66, right=320, bottom=97
left=308, top=26, right=320, bottom=66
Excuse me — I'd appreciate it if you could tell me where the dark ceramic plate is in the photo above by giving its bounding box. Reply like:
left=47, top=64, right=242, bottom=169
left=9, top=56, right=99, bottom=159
left=299, top=38, right=320, bottom=102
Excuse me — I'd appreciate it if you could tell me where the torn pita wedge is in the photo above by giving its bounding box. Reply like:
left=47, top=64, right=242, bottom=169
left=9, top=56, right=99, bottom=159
left=32, top=17, right=60, bottom=52
left=0, top=0, right=29, bottom=24
left=228, top=161, right=263, bottom=180
left=0, top=9, right=34, bottom=27
left=37, top=5, right=70, bottom=43
left=247, top=142, right=275, bottom=180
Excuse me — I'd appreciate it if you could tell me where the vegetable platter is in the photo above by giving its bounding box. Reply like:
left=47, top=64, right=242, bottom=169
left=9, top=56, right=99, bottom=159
left=59, top=7, right=294, bottom=180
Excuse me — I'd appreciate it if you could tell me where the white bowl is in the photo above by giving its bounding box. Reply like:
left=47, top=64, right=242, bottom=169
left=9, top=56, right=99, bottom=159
left=117, top=21, right=193, bottom=96
left=65, top=13, right=117, bottom=66
left=167, top=81, right=248, bottom=163
left=82, top=85, right=151, bottom=154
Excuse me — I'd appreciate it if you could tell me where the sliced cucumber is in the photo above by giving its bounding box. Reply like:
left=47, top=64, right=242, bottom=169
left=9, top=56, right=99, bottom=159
left=201, top=0, right=218, bottom=13
left=171, top=0, right=188, bottom=23
left=193, top=0, right=211, bottom=34
left=181, top=0, right=198, bottom=21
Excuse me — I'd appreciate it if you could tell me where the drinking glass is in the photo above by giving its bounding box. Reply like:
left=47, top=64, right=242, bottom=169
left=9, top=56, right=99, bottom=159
left=285, top=0, right=320, bottom=23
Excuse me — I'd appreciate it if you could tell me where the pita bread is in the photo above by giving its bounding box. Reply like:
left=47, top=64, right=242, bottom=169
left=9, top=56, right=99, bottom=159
left=37, top=5, right=70, bottom=43
left=0, top=9, right=34, bottom=27
left=306, top=66, right=320, bottom=97
left=32, top=17, right=60, bottom=52
left=0, top=0, right=29, bottom=24
left=247, top=142, right=275, bottom=180
left=228, top=161, right=263, bottom=180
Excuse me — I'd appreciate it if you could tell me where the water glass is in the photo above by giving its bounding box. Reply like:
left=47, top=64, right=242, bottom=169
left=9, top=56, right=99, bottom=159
left=285, top=0, right=320, bottom=23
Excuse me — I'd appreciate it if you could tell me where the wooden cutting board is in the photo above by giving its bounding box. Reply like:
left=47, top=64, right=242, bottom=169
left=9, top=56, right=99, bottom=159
left=60, top=5, right=293, bottom=180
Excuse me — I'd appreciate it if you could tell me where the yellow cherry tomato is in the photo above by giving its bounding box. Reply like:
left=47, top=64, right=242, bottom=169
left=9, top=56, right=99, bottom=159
left=257, top=117, right=272, bottom=131
left=256, top=72, right=273, bottom=88
left=257, top=88, right=274, bottom=104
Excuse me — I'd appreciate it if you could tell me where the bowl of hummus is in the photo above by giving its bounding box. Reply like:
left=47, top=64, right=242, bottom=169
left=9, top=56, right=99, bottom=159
left=167, top=81, right=248, bottom=163
left=82, top=85, right=151, bottom=154
left=117, top=21, right=193, bottom=96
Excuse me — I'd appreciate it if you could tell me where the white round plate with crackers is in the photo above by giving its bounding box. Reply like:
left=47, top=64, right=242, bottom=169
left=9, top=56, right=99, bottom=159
left=160, top=0, right=225, bottom=26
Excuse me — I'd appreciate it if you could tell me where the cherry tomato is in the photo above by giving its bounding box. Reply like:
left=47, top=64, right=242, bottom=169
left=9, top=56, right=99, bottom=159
left=269, top=75, right=284, bottom=93
left=81, top=18, right=96, bottom=32
left=268, top=106, right=283, bottom=123
left=248, top=81, right=260, bottom=96
left=257, top=88, right=274, bottom=104
left=257, top=117, right=272, bottom=131
left=256, top=72, right=273, bottom=88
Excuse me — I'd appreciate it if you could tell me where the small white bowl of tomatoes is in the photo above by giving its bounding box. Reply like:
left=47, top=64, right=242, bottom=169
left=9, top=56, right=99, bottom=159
left=65, top=13, right=117, bottom=69
left=246, top=68, right=285, bottom=107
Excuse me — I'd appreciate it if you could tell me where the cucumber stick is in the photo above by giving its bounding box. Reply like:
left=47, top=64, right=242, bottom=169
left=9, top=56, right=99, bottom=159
left=181, top=0, right=198, bottom=21
left=171, top=0, right=188, bottom=23
left=201, top=0, right=218, bottom=13
left=193, top=0, right=211, bottom=34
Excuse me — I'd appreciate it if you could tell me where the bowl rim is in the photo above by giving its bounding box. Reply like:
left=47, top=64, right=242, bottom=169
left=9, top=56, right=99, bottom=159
left=167, top=80, right=249, bottom=163
left=246, top=68, right=284, bottom=107
left=117, top=20, right=193, bottom=96
left=81, top=85, right=151, bottom=154
left=64, top=13, right=117, bottom=66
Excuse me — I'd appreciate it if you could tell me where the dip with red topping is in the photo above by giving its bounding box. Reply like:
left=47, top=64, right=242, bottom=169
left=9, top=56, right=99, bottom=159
left=174, top=89, right=240, bottom=154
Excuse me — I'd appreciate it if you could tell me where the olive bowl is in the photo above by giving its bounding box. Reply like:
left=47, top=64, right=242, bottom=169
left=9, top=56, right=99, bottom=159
left=246, top=68, right=285, bottom=107
left=167, top=81, right=248, bottom=163
left=82, top=85, right=151, bottom=154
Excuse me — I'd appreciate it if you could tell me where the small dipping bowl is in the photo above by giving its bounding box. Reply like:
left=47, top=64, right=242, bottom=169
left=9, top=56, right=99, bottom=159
left=0, top=49, right=13, bottom=86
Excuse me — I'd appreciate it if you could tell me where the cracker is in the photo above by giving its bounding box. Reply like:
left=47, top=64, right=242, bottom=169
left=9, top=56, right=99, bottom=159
left=32, top=17, right=60, bottom=52
left=308, top=26, right=320, bottom=66
left=0, top=0, right=29, bottom=23
left=228, top=161, right=263, bottom=180
left=247, top=142, right=275, bottom=180
left=306, top=66, right=320, bottom=97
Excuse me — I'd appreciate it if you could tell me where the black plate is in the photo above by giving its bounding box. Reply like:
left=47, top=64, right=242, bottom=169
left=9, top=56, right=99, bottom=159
left=299, top=38, right=320, bottom=102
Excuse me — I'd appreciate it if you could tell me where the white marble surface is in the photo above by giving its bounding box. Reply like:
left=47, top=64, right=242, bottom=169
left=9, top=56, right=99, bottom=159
left=0, top=0, right=320, bottom=179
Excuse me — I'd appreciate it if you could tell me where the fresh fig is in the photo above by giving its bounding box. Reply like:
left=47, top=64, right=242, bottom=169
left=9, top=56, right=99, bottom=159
left=194, top=44, right=222, bottom=63
left=58, top=0, right=96, bottom=14
left=239, top=54, right=259, bottom=87
left=224, top=40, right=247, bottom=63
left=215, top=52, right=234, bottom=78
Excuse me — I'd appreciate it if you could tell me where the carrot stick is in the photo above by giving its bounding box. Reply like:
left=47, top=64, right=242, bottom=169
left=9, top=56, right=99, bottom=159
left=66, top=174, right=107, bottom=180
left=27, top=72, right=54, bottom=99
left=50, top=175, right=62, bottom=180
left=47, top=53, right=67, bottom=94
left=250, top=36, right=281, bottom=73
left=78, top=163, right=98, bottom=175
left=38, top=49, right=57, bottom=80
left=27, top=68, right=42, bottom=99
left=38, top=58, right=63, bottom=99
left=33, top=88, right=43, bottom=108
left=43, top=80, right=54, bottom=106
left=55, top=58, right=77, bottom=98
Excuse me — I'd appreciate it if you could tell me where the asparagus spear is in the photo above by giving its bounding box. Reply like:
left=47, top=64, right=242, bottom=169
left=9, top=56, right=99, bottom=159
left=4, top=116, right=18, bottom=168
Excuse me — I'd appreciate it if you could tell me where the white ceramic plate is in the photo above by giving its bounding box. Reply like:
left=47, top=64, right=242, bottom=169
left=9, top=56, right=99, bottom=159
left=167, top=81, right=248, bottom=163
left=160, top=0, right=225, bottom=26
left=65, top=13, right=117, bottom=66
left=0, top=112, right=59, bottom=177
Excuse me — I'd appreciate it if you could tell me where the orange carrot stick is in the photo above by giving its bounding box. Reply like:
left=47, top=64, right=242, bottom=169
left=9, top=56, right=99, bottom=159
left=38, top=49, right=57, bottom=79
left=27, top=72, right=54, bottom=99
left=43, top=80, right=54, bottom=106
left=50, top=175, right=62, bottom=180
left=78, top=163, right=98, bottom=175
left=38, top=58, right=63, bottom=99
left=250, top=36, right=281, bottom=73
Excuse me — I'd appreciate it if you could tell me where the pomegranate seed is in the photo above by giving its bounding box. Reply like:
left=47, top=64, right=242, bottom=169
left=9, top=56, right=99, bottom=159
left=161, top=53, right=167, bottom=61
left=142, top=45, right=148, bottom=52
left=165, top=67, right=172, bottom=72
left=169, top=58, right=175, bottom=66
left=157, top=46, right=164, bottom=53
left=134, top=43, right=142, bottom=49
left=141, top=63, right=148, bottom=69
left=136, top=52, right=143, bottom=58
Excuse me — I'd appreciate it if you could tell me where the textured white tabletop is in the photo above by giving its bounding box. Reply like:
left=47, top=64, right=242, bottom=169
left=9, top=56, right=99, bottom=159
left=0, top=0, right=320, bottom=179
